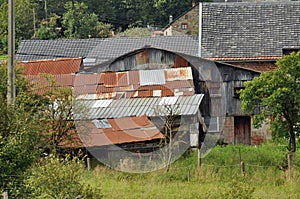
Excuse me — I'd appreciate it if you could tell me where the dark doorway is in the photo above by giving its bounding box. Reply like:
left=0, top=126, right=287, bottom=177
left=234, top=116, right=251, bottom=145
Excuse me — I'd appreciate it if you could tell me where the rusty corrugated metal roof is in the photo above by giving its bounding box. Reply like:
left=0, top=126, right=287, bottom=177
left=26, top=74, right=74, bottom=95
left=18, top=57, right=82, bottom=75
left=78, top=115, right=164, bottom=147
left=225, top=62, right=277, bottom=72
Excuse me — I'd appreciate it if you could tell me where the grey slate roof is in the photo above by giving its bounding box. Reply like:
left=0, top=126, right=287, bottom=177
left=16, top=1, right=300, bottom=62
left=16, top=36, right=201, bottom=66
left=201, top=1, right=300, bottom=58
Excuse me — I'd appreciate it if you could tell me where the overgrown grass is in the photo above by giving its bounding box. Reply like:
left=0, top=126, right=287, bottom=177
left=84, top=143, right=300, bottom=198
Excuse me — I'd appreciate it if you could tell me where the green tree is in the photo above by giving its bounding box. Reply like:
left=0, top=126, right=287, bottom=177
left=0, top=64, right=43, bottom=197
left=62, top=1, right=99, bottom=38
left=94, top=22, right=114, bottom=38
left=0, top=0, right=34, bottom=53
left=36, top=14, right=61, bottom=40
left=240, top=52, right=300, bottom=152
left=116, top=26, right=152, bottom=37
left=31, top=74, right=77, bottom=154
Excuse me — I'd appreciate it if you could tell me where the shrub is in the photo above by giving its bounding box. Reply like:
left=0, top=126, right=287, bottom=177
left=25, top=157, right=102, bottom=199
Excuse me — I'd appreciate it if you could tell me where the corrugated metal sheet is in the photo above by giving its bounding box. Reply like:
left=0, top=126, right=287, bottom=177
left=159, top=96, right=179, bottom=105
left=92, top=99, right=113, bottom=108
left=128, top=70, right=140, bottom=85
left=73, top=74, right=100, bottom=86
left=79, top=94, right=204, bottom=119
left=78, top=115, right=164, bottom=147
left=99, top=72, right=117, bottom=87
left=26, top=74, right=74, bottom=95
left=74, top=67, right=194, bottom=99
left=164, top=67, right=193, bottom=81
left=139, top=69, right=166, bottom=86
left=18, top=58, right=82, bottom=75
left=73, top=85, right=98, bottom=95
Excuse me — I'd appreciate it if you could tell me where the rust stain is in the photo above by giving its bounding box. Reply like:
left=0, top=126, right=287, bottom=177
left=135, top=50, right=148, bottom=65
left=116, top=72, right=129, bottom=86
left=18, top=58, right=82, bottom=75
left=77, top=116, right=164, bottom=147
left=174, top=55, right=189, bottom=68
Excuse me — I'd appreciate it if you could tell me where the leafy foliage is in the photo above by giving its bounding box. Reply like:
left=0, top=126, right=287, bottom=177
left=0, top=0, right=212, bottom=53
left=33, top=74, right=77, bottom=154
left=25, top=157, right=103, bottom=199
left=240, top=52, right=300, bottom=152
left=0, top=64, right=43, bottom=197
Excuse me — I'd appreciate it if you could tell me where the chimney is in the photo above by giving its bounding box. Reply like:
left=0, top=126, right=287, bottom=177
left=192, top=2, right=196, bottom=7
left=169, top=15, right=173, bottom=24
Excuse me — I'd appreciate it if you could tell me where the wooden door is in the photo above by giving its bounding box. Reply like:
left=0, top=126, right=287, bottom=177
left=234, top=116, right=251, bottom=145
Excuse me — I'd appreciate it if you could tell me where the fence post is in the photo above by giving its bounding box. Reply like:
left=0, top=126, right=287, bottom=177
left=197, top=147, right=202, bottom=176
left=87, top=157, right=91, bottom=171
left=241, top=161, right=245, bottom=176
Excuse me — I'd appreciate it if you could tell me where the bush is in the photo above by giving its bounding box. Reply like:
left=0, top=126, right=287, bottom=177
left=25, top=157, right=102, bottom=199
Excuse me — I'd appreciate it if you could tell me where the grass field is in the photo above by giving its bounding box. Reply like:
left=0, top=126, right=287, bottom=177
left=84, top=144, right=300, bottom=199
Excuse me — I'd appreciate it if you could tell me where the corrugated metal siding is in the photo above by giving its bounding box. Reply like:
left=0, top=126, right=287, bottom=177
left=74, top=74, right=100, bottom=86
left=74, top=67, right=194, bottom=99
left=139, top=69, right=166, bottom=86
left=165, top=67, right=193, bottom=81
left=19, top=58, right=82, bottom=75
left=79, top=94, right=204, bottom=119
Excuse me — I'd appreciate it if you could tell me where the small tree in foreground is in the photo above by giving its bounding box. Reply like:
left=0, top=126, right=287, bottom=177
left=240, top=52, right=300, bottom=152
left=25, top=157, right=103, bottom=199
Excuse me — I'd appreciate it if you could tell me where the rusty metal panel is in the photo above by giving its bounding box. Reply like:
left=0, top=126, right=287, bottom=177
left=139, top=69, right=165, bottom=86
left=161, top=89, right=174, bottom=96
left=128, top=70, right=140, bottom=85
left=96, top=85, right=114, bottom=94
left=164, top=67, right=193, bottom=81
left=174, top=55, right=189, bottom=68
left=53, top=74, right=75, bottom=86
left=73, top=85, right=98, bottom=95
left=116, top=72, right=129, bottom=86
left=99, top=72, right=117, bottom=87
left=135, top=49, right=148, bottom=65
left=74, top=74, right=100, bottom=86
left=19, top=58, right=82, bottom=75
left=165, top=80, right=194, bottom=90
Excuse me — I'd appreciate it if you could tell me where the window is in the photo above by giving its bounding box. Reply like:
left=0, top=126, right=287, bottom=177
left=233, top=87, right=245, bottom=99
left=181, top=23, right=188, bottom=30
left=184, top=15, right=189, bottom=20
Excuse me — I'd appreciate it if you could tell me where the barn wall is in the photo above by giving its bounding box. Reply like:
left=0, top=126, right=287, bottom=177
left=107, top=49, right=270, bottom=145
